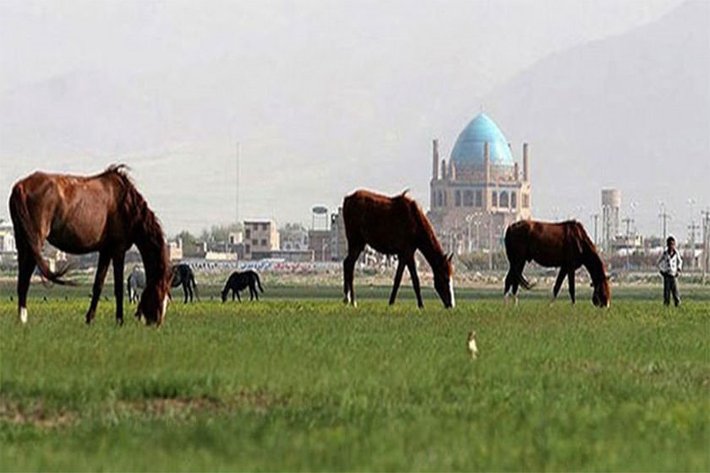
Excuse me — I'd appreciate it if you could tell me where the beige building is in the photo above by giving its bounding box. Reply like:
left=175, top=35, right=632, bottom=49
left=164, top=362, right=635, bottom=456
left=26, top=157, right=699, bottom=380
left=428, top=113, right=532, bottom=254
left=244, top=220, right=280, bottom=260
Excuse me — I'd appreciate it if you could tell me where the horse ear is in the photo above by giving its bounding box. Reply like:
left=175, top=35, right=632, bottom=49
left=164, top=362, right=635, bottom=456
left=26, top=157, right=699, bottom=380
left=447, top=253, right=454, bottom=263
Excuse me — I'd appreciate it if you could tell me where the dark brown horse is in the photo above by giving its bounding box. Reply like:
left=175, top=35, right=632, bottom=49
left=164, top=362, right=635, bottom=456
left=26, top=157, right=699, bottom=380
left=342, top=189, right=454, bottom=308
left=504, top=219, right=610, bottom=307
left=9, top=165, right=172, bottom=325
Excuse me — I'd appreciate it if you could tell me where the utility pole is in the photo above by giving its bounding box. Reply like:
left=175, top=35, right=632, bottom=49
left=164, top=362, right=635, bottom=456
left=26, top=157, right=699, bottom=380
left=687, top=220, right=700, bottom=270
left=488, top=213, right=493, bottom=271
left=622, top=217, right=634, bottom=237
left=702, top=209, right=710, bottom=283
left=591, top=213, right=599, bottom=245
left=659, top=205, right=671, bottom=240
left=235, top=141, right=241, bottom=226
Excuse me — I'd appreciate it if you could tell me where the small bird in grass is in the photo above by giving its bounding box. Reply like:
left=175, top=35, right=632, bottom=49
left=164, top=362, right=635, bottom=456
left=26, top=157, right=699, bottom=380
left=467, top=330, right=478, bottom=360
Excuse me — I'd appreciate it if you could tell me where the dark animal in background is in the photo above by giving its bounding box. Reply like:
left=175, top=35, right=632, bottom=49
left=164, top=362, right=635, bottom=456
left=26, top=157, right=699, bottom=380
left=9, top=165, right=172, bottom=325
left=342, top=189, right=455, bottom=308
left=127, top=266, right=145, bottom=303
left=503, top=219, right=611, bottom=307
left=221, top=270, right=264, bottom=302
left=171, top=263, right=199, bottom=303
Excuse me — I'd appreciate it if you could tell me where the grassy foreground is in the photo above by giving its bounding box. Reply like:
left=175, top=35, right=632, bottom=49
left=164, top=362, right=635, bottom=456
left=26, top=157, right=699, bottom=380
left=1, top=288, right=709, bottom=471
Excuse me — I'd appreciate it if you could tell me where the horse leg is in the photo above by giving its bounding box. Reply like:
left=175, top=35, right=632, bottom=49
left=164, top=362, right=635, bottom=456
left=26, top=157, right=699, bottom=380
left=568, top=269, right=576, bottom=304
left=16, top=245, right=35, bottom=324
left=182, top=282, right=188, bottom=304
left=236, top=290, right=241, bottom=302
left=254, top=282, right=259, bottom=301
left=504, top=263, right=515, bottom=300
left=86, top=251, right=111, bottom=324
left=112, top=253, right=125, bottom=325
left=552, top=268, right=567, bottom=303
left=388, top=259, right=406, bottom=305
left=406, top=258, right=424, bottom=309
left=343, top=244, right=364, bottom=306
left=187, top=280, right=193, bottom=303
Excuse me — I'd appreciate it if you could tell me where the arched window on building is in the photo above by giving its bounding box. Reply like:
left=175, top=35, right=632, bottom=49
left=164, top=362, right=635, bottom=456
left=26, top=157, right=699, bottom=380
left=511, top=191, right=517, bottom=209
left=475, top=190, right=483, bottom=208
left=455, top=190, right=462, bottom=207
left=491, top=191, right=498, bottom=207
left=500, top=191, right=509, bottom=209
left=523, top=193, right=529, bottom=208
left=463, top=190, right=474, bottom=207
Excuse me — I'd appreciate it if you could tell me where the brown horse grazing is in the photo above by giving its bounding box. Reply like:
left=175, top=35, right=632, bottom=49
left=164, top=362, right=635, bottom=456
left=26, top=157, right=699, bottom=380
left=9, top=165, right=172, bottom=325
left=342, top=189, right=455, bottom=308
left=504, top=219, right=611, bottom=307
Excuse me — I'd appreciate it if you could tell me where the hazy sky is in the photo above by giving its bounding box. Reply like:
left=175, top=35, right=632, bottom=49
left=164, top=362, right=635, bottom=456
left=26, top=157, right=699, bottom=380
left=1, top=0, right=684, bottom=92
left=0, top=0, right=701, bottom=238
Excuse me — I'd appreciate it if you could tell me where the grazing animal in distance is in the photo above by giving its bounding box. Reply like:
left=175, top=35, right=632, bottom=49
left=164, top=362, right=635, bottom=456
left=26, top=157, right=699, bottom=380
left=467, top=331, right=478, bottom=360
left=504, top=219, right=611, bottom=307
left=9, top=165, right=172, bottom=325
left=171, top=263, right=199, bottom=303
left=342, top=189, right=455, bottom=308
left=221, top=270, right=264, bottom=302
left=127, top=266, right=146, bottom=303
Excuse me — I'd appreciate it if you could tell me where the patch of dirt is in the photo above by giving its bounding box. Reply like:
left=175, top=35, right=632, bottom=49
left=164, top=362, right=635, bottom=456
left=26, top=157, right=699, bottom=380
left=0, top=399, right=76, bottom=429
left=0, top=390, right=286, bottom=428
left=116, top=390, right=287, bottom=417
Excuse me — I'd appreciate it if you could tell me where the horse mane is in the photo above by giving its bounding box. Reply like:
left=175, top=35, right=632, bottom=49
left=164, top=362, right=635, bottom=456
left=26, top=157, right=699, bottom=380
left=569, top=220, right=606, bottom=282
left=103, top=165, right=170, bottom=287
left=406, top=195, right=446, bottom=264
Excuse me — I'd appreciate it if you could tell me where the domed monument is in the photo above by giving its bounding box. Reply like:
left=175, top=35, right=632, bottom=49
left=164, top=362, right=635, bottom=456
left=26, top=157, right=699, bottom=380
left=428, top=113, right=532, bottom=254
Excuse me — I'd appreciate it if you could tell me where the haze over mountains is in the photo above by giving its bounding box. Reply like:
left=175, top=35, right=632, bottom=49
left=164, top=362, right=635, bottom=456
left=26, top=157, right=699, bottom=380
left=483, top=0, right=709, bottom=238
left=0, top=0, right=706, bottom=238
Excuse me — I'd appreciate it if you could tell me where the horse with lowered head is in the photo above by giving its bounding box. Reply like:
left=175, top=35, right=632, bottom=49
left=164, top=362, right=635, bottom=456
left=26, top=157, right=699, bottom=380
left=171, top=263, right=199, bottom=303
left=9, top=165, right=172, bottom=325
left=504, top=219, right=610, bottom=307
left=342, top=189, right=455, bottom=308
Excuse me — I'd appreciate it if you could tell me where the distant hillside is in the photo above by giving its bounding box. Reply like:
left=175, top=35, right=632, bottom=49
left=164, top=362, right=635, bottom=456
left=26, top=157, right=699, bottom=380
left=483, top=0, right=709, bottom=236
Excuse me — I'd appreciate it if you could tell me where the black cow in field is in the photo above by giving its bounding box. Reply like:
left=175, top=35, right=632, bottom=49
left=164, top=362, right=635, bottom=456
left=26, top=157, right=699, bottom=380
left=221, top=270, right=264, bottom=302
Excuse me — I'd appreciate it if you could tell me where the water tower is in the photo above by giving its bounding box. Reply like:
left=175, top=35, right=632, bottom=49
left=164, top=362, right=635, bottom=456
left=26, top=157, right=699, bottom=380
left=311, top=205, right=329, bottom=230
left=601, top=189, right=621, bottom=251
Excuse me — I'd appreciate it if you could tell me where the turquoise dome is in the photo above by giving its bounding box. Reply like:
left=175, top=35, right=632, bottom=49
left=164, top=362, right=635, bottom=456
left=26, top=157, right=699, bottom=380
left=450, top=113, right=514, bottom=167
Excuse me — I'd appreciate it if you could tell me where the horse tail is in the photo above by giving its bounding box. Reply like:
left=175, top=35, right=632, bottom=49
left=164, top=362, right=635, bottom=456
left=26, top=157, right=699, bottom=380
left=518, top=274, right=535, bottom=290
left=254, top=272, right=264, bottom=292
left=189, top=270, right=199, bottom=301
left=9, top=185, right=73, bottom=285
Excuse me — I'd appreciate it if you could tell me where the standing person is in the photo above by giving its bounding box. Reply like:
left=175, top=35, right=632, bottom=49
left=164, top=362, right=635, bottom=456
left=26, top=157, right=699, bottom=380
left=658, top=236, right=683, bottom=306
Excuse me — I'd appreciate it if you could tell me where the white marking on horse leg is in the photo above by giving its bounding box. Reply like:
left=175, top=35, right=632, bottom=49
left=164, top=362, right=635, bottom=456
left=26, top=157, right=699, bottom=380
left=19, top=307, right=28, bottom=324
left=161, top=295, right=169, bottom=320
left=449, top=278, right=456, bottom=308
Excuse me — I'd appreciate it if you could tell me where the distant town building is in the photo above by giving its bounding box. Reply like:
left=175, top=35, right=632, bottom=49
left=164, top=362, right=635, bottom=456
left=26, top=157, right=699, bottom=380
left=279, top=224, right=309, bottom=251
left=167, top=239, right=183, bottom=261
left=329, top=207, right=347, bottom=261
left=244, top=220, right=280, bottom=260
left=305, top=207, right=347, bottom=262
left=428, top=113, right=532, bottom=254
left=0, top=219, right=15, bottom=253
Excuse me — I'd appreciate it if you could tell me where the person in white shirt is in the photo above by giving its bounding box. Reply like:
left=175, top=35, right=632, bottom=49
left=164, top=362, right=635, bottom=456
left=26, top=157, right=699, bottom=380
left=657, top=236, right=682, bottom=306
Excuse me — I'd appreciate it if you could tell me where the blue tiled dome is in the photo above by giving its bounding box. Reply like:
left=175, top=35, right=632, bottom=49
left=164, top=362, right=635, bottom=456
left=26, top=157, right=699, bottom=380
left=450, top=113, right=514, bottom=167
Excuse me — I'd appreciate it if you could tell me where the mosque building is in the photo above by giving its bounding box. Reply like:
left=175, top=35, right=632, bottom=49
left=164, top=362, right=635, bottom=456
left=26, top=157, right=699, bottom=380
left=428, top=112, right=532, bottom=254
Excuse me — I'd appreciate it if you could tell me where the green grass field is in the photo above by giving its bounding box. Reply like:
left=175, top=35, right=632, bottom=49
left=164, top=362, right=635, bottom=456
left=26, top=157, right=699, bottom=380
left=1, top=282, right=709, bottom=471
